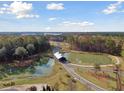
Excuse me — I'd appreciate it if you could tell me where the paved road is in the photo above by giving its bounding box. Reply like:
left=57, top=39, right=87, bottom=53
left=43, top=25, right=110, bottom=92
left=69, top=63, right=113, bottom=68
left=115, top=56, right=120, bottom=65
left=61, top=63, right=107, bottom=91
left=67, top=63, right=124, bottom=76
left=54, top=43, right=107, bottom=91
left=54, top=43, right=122, bottom=91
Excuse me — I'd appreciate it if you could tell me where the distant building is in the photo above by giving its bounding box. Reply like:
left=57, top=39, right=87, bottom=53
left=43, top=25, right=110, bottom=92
left=49, top=37, right=64, bottom=42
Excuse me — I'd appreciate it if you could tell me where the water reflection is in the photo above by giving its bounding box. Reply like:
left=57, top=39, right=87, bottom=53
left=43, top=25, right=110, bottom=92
left=33, top=58, right=55, bottom=77
left=0, top=58, right=55, bottom=80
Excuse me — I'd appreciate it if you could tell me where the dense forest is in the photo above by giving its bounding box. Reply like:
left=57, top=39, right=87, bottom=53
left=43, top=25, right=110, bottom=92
left=65, top=35, right=123, bottom=56
left=0, top=36, right=50, bottom=62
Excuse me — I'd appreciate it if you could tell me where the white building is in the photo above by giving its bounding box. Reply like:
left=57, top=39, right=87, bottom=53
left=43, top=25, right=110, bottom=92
left=53, top=52, right=67, bottom=63
left=54, top=52, right=63, bottom=59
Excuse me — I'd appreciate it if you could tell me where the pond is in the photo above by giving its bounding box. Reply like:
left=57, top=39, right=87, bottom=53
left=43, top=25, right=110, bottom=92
left=33, top=58, right=55, bottom=77
left=0, top=58, right=55, bottom=80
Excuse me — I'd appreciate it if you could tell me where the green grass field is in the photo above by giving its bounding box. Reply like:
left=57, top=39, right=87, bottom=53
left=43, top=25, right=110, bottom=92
left=121, top=50, right=124, bottom=57
left=67, top=51, right=114, bottom=65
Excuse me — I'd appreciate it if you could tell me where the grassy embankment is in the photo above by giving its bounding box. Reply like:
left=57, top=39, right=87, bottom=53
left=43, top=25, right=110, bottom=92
left=0, top=60, right=87, bottom=90
left=75, top=67, right=117, bottom=90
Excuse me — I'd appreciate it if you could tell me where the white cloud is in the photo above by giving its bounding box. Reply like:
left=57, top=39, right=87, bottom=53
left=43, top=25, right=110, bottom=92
left=0, top=1, right=39, bottom=19
left=45, top=27, right=51, bottom=30
left=0, top=11, right=4, bottom=14
left=46, top=21, right=95, bottom=32
left=46, top=3, right=64, bottom=10
left=49, top=17, right=57, bottom=21
left=16, top=14, right=39, bottom=19
left=61, top=21, right=94, bottom=27
left=3, top=4, right=9, bottom=7
left=103, top=1, right=123, bottom=14
left=31, top=21, right=94, bottom=32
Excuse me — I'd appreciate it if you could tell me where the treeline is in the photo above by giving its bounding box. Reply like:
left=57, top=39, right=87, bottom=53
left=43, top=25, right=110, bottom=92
left=66, top=35, right=123, bottom=56
left=0, top=36, right=50, bottom=62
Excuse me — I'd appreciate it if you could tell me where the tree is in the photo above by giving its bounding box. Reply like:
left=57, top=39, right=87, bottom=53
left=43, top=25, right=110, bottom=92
left=66, top=35, right=122, bottom=56
left=26, top=44, right=35, bottom=55
left=94, top=63, right=101, bottom=74
left=15, top=47, right=28, bottom=60
left=0, top=47, right=7, bottom=61
left=42, top=86, right=46, bottom=91
left=0, top=36, right=50, bottom=62
left=114, top=63, right=122, bottom=90
left=14, top=37, right=24, bottom=47
left=46, top=85, right=51, bottom=91
left=115, top=41, right=123, bottom=56
left=29, top=86, right=37, bottom=91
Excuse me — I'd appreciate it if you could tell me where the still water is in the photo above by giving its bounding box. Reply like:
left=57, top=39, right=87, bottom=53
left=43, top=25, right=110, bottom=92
left=0, top=58, right=55, bottom=80
left=33, top=58, right=55, bottom=77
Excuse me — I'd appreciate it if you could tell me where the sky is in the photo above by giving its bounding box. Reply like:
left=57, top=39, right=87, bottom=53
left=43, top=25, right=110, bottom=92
left=0, top=1, right=124, bottom=32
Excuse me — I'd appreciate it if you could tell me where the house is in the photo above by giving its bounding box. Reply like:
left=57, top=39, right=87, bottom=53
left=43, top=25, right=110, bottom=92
left=54, top=52, right=67, bottom=63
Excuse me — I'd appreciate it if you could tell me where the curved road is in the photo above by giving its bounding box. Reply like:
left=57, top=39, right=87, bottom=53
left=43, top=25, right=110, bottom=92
left=54, top=43, right=121, bottom=91
left=69, top=63, right=114, bottom=68
left=69, top=56, right=120, bottom=68
left=61, top=63, right=106, bottom=91
left=54, top=43, right=107, bottom=91
left=60, top=55, right=123, bottom=91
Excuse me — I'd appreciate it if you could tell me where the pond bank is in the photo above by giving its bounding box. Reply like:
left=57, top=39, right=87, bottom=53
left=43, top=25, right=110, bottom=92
left=0, top=56, right=55, bottom=82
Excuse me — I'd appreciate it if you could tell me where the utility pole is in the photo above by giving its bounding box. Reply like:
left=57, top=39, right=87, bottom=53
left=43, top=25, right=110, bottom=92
left=113, top=64, right=122, bottom=91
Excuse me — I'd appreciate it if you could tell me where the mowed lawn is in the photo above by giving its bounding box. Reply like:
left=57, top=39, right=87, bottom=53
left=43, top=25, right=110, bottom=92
left=67, top=51, right=113, bottom=65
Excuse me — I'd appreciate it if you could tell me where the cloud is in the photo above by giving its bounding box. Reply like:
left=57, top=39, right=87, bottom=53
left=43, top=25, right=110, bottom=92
left=102, top=1, right=123, bottom=14
left=0, top=10, right=4, bottom=14
left=46, top=3, right=64, bottom=10
left=3, top=4, right=9, bottom=7
left=41, top=21, right=94, bottom=32
left=49, top=17, right=57, bottom=21
left=45, top=27, right=51, bottom=30
left=47, top=21, right=95, bottom=32
left=0, top=1, right=39, bottom=19
left=61, top=21, right=94, bottom=27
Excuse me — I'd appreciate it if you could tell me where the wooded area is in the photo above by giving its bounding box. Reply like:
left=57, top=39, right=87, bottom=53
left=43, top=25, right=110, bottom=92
left=65, top=35, right=123, bottom=56
left=0, top=36, right=50, bottom=62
